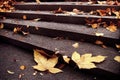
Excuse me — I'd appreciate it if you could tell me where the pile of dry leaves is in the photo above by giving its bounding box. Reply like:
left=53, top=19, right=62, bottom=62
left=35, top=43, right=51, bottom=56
left=0, top=0, right=15, bottom=12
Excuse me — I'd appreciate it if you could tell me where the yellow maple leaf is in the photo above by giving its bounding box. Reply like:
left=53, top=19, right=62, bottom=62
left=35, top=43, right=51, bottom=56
left=114, top=56, right=120, bottom=63
left=72, top=51, right=106, bottom=69
left=33, top=49, right=62, bottom=73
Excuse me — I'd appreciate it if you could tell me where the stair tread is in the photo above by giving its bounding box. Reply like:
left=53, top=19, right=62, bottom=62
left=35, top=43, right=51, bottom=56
left=1, top=18, right=119, bottom=39
left=0, top=29, right=120, bottom=77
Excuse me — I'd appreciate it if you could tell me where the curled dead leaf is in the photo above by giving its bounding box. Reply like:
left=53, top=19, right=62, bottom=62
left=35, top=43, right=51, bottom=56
left=23, top=15, right=27, bottom=20
left=95, top=40, right=103, bottom=45
left=106, top=24, right=117, bottom=32
left=13, top=27, right=21, bottom=33
left=72, top=43, right=79, bottom=48
left=0, top=23, right=4, bottom=29
left=54, top=7, right=64, bottom=14
left=116, top=44, right=120, bottom=49
left=114, top=56, right=120, bottom=63
left=20, top=65, right=26, bottom=70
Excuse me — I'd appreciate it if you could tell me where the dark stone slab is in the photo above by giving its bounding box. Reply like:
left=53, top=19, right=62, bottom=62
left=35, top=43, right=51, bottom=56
left=14, top=2, right=120, bottom=11
left=0, top=19, right=119, bottom=47
left=0, top=42, right=111, bottom=80
left=0, top=10, right=119, bottom=24
left=0, top=29, right=120, bottom=78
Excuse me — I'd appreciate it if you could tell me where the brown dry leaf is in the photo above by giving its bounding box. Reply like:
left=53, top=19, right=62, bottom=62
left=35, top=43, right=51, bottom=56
left=97, top=9, right=106, bottom=16
left=97, top=1, right=106, bottom=5
left=13, top=27, right=21, bottom=33
left=72, top=51, right=106, bottom=69
left=36, top=0, right=41, bottom=4
left=116, top=44, right=120, bottom=49
left=114, top=56, right=120, bottom=63
left=95, top=32, right=104, bottom=36
left=95, top=40, right=103, bottom=45
left=20, top=65, right=26, bottom=70
left=23, top=15, right=27, bottom=20
left=54, top=7, right=64, bottom=14
left=72, top=43, right=79, bottom=48
left=102, top=45, right=107, bottom=48
left=106, top=24, right=117, bottom=32
left=33, top=49, right=62, bottom=74
left=63, top=55, right=70, bottom=63
left=0, top=23, right=4, bottom=29
left=91, top=23, right=99, bottom=29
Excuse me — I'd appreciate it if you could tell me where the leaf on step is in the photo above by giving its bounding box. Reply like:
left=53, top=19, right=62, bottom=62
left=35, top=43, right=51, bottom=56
left=23, top=15, right=27, bottom=20
left=91, top=23, right=99, bottom=29
left=95, top=40, right=103, bottom=45
left=33, top=18, right=41, bottom=22
left=72, top=51, right=106, bottom=69
left=0, top=23, right=4, bottom=29
left=116, top=44, right=120, bottom=49
left=20, top=65, right=26, bottom=70
left=13, top=27, right=21, bottom=33
left=7, top=70, right=15, bottom=74
left=63, top=55, right=70, bottom=63
left=54, top=7, right=64, bottom=14
left=114, top=56, right=120, bottom=63
left=72, top=42, right=79, bottom=48
left=112, top=9, right=120, bottom=19
left=95, top=32, right=104, bottom=36
left=36, top=0, right=40, bottom=4
left=22, top=31, right=29, bottom=35
left=33, top=49, right=62, bottom=74
left=106, top=24, right=117, bottom=32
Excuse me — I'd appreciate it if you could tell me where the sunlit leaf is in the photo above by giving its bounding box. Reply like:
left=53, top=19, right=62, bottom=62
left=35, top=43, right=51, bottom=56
left=116, top=44, right=120, bottom=49
left=33, top=49, right=62, bottom=73
left=54, top=7, right=64, bottom=14
left=91, top=23, right=99, bottom=29
left=48, top=68, right=62, bottom=74
left=95, top=32, right=104, bottom=36
left=7, top=70, right=15, bottom=74
left=36, top=0, right=40, bottom=4
left=95, top=40, right=103, bottom=45
left=33, top=18, right=41, bottom=22
left=114, top=56, right=120, bottom=63
left=23, top=15, right=27, bottom=20
left=72, top=51, right=106, bottom=69
left=0, top=23, right=4, bottom=29
left=22, top=31, right=29, bottom=35
left=106, top=24, right=117, bottom=32
left=13, top=27, right=21, bottom=33
left=72, top=43, right=79, bottom=48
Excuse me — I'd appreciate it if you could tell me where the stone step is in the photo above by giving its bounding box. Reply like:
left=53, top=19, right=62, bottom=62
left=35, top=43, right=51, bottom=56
left=0, top=29, right=120, bottom=78
left=0, top=19, right=119, bottom=46
left=0, top=10, right=119, bottom=24
left=14, top=2, right=120, bottom=11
